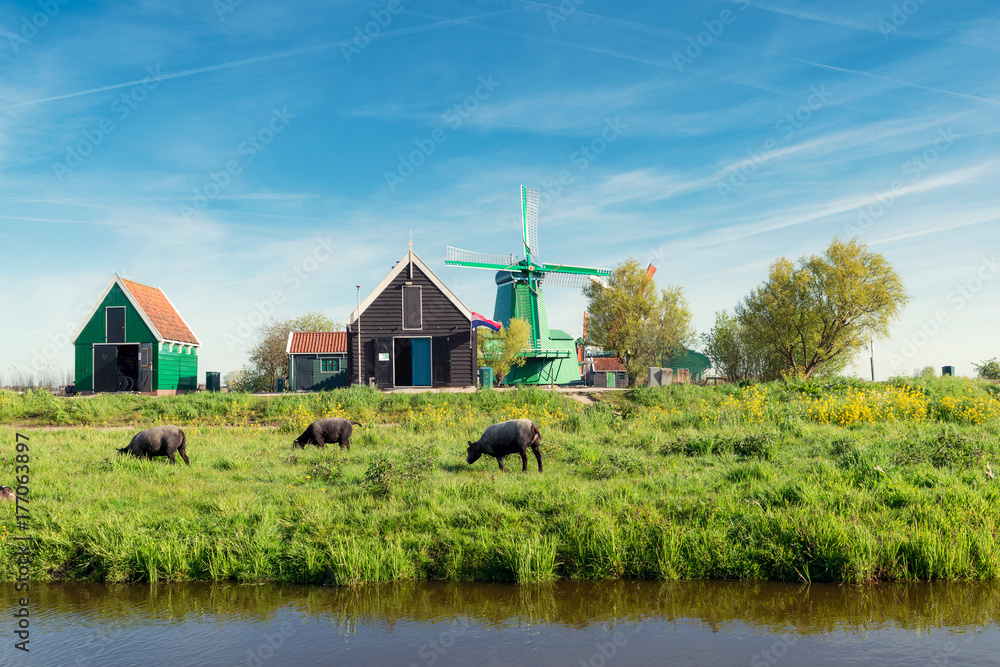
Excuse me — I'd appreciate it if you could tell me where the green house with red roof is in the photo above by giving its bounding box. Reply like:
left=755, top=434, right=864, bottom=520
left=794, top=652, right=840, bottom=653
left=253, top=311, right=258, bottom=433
left=71, top=274, right=201, bottom=394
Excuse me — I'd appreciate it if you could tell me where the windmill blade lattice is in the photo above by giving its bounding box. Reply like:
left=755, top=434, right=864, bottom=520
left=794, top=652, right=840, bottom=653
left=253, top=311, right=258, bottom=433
left=445, top=247, right=516, bottom=269
left=541, top=272, right=609, bottom=289
left=521, top=186, right=539, bottom=259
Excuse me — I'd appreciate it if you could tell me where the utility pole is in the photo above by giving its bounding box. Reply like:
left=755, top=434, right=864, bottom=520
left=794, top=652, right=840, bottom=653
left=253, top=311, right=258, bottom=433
left=870, top=339, right=875, bottom=382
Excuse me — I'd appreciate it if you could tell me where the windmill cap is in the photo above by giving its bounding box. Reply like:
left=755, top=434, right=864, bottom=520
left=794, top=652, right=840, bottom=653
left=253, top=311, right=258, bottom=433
left=495, top=270, right=530, bottom=285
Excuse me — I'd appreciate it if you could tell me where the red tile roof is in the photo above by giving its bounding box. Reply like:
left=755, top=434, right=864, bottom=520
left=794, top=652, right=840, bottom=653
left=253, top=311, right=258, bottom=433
left=591, top=357, right=626, bottom=372
left=121, top=279, right=199, bottom=345
left=289, top=332, right=347, bottom=354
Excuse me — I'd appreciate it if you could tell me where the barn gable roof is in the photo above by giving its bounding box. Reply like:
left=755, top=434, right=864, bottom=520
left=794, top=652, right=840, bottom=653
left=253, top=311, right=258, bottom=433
left=71, top=274, right=200, bottom=346
left=286, top=331, right=347, bottom=355
left=346, top=249, right=471, bottom=326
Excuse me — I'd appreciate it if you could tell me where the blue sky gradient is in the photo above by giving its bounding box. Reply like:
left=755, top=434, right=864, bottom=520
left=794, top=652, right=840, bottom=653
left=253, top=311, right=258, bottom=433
left=1, top=0, right=998, bottom=383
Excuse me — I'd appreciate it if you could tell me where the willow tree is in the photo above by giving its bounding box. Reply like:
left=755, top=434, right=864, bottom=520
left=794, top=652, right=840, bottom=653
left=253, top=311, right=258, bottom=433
left=701, top=311, right=783, bottom=382
left=583, top=258, right=695, bottom=386
left=736, top=237, right=908, bottom=380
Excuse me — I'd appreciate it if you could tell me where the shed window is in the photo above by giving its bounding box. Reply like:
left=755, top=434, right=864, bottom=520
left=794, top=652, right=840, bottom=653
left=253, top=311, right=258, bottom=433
left=402, top=286, right=422, bottom=329
left=321, top=358, right=339, bottom=372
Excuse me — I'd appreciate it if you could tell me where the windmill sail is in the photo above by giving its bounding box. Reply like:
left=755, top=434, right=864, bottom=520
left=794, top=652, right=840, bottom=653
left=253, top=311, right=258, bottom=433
left=521, top=186, right=539, bottom=260
left=445, top=247, right=516, bottom=269
left=541, top=272, right=609, bottom=289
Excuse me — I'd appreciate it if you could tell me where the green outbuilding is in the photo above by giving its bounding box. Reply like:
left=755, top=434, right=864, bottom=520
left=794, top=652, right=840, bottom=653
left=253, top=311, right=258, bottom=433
left=72, top=274, right=200, bottom=394
left=660, top=347, right=712, bottom=383
left=286, top=331, right=350, bottom=391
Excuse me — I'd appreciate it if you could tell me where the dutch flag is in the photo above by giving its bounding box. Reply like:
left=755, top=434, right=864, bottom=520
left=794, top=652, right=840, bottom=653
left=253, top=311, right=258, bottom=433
left=471, top=311, right=502, bottom=332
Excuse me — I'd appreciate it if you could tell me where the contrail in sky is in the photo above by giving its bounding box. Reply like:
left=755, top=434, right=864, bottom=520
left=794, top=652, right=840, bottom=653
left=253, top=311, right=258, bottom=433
left=0, top=10, right=511, bottom=111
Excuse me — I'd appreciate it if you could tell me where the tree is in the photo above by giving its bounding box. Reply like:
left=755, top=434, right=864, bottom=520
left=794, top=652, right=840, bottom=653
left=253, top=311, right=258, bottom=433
left=701, top=311, right=783, bottom=382
left=477, top=318, right=530, bottom=385
left=583, top=258, right=695, bottom=386
left=736, top=237, right=908, bottom=380
left=973, top=358, right=1000, bottom=380
left=247, top=311, right=341, bottom=391
left=224, top=367, right=267, bottom=393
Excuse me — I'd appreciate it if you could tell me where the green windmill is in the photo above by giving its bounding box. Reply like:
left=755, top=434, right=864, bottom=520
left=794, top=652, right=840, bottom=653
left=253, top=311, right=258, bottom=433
left=446, top=186, right=612, bottom=385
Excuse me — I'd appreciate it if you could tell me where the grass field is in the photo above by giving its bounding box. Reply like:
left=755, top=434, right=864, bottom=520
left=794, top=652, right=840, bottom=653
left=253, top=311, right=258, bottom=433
left=2, top=376, right=999, bottom=585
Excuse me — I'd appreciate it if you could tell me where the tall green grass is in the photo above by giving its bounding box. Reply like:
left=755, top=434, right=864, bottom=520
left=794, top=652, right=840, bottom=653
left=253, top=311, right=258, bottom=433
left=2, top=379, right=1000, bottom=585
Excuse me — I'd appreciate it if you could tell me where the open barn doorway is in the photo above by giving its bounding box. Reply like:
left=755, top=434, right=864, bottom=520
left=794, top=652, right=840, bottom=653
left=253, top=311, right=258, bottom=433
left=93, top=343, right=151, bottom=392
left=393, top=337, right=431, bottom=387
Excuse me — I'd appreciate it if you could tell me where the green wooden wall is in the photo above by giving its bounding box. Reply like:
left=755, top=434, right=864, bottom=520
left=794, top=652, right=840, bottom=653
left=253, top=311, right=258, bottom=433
left=289, top=355, right=349, bottom=391
left=158, top=346, right=198, bottom=391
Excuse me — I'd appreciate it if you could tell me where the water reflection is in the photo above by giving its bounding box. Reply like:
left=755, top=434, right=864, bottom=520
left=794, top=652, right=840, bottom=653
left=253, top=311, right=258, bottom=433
left=5, top=581, right=999, bottom=666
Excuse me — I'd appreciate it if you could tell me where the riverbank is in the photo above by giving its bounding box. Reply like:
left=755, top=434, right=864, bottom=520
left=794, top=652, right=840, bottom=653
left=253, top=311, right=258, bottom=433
left=2, top=377, right=999, bottom=584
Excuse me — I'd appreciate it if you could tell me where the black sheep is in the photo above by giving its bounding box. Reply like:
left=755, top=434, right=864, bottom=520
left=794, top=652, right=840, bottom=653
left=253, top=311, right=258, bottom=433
left=466, top=419, right=542, bottom=473
left=119, top=425, right=190, bottom=465
left=293, top=418, right=359, bottom=450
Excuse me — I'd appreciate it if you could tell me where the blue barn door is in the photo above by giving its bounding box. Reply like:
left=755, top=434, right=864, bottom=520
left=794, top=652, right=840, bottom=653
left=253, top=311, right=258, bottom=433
left=411, top=338, right=431, bottom=386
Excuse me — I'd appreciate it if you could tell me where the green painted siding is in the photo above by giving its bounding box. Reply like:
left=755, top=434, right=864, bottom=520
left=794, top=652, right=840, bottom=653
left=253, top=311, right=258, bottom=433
left=76, top=284, right=156, bottom=345
left=74, top=344, right=93, bottom=392
left=288, top=354, right=349, bottom=391
left=158, top=347, right=198, bottom=391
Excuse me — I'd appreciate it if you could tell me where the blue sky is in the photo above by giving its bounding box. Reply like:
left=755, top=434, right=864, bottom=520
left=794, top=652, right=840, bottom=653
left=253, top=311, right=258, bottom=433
left=1, top=0, right=998, bottom=384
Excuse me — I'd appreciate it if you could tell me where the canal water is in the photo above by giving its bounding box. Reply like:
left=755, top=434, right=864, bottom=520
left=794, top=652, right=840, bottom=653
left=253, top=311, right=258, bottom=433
left=4, top=580, right=999, bottom=666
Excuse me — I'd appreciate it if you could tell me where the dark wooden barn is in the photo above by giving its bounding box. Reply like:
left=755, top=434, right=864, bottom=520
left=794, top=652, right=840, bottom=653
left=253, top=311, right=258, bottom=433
left=286, top=331, right=349, bottom=391
left=72, top=274, right=200, bottom=394
left=346, top=249, right=476, bottom=389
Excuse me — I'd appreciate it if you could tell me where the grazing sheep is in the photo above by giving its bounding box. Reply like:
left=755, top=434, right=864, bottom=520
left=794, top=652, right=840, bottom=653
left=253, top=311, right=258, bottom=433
left=293, top=418, right=359, bottom=450
left=0, top=486, right=15, bottom=502
left=118, top=425, right=189, bottom=465
left=466, top=419, right=542, bottom=473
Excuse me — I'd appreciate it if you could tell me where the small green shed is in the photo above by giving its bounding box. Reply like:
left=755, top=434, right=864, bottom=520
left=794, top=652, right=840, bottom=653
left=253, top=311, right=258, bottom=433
left=660, top=347, right=712, bottom=383
left=287, top=332, right=349, bottom=391
left=72, top=274, right=200, bottom=394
